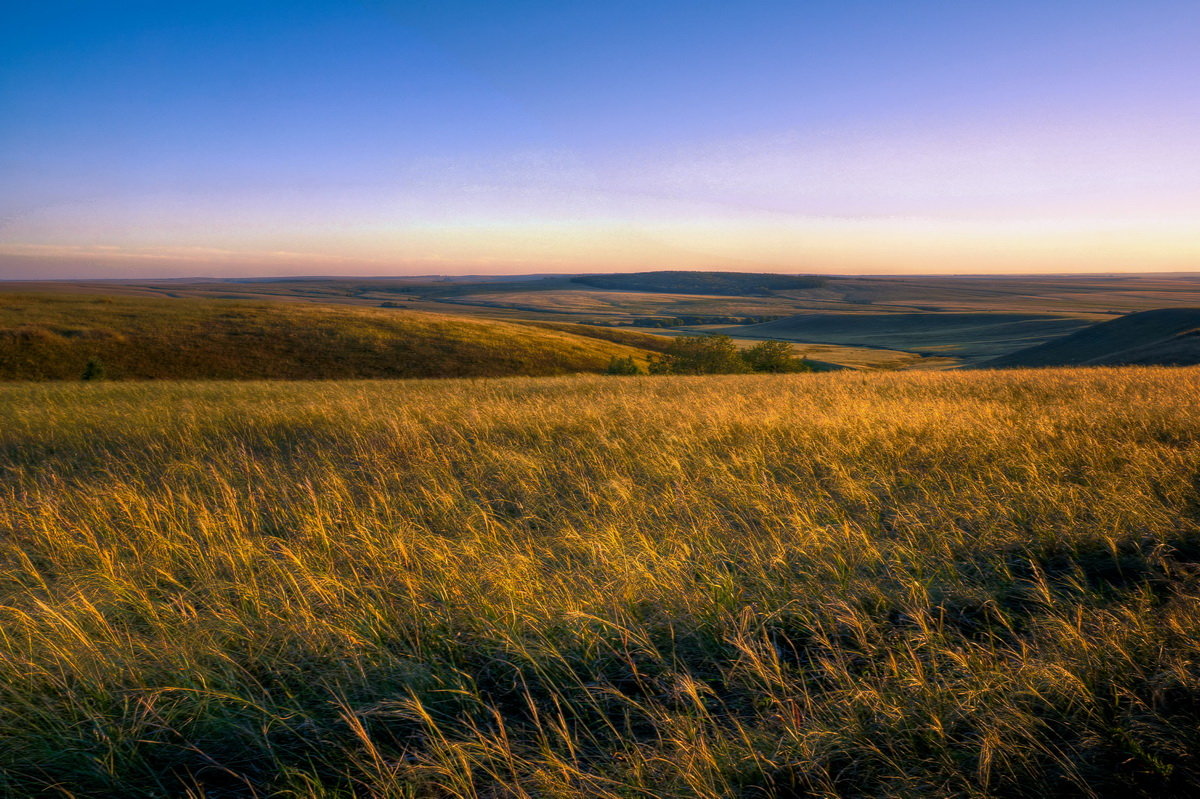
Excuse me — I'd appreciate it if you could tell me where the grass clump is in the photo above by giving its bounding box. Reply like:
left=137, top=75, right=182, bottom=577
left=1, top=368, right=1199, bottom=796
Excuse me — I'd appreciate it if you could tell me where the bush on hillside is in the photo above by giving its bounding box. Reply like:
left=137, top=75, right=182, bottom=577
left=742, top=340, right=814, bottom=373
left=648, top=335, right=750, bottom=375
left=605, top=355, right=643, bottom=375
left=81, top=358, right=106, bottom=381
left=648, top=335, right=814, bottom=375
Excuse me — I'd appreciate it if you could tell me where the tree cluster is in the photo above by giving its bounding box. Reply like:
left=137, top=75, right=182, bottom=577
left=608, top=336, right=814, bottom=376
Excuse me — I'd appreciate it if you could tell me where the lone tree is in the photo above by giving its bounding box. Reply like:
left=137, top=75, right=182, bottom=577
left=81, top=358, right=106, bottom=381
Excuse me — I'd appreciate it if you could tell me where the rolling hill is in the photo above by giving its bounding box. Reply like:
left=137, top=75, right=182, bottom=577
left=711, top=311, right=1100, bottom=359
left=983, top=307, right=1200, bottom=367
left=0, top=293, right=654, bottom=380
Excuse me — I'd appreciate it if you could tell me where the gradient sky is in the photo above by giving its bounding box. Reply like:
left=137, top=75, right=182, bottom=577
left=2, top=0, right=1198, bottom=278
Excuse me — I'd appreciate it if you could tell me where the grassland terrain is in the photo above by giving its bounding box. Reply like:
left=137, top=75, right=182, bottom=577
left=568, top=272, right=826, bottom=296
left=986, top=308, right=1200, bottom=368
left=412, top=287, right=807, bottom=322
left=0, top=293, right=656, bottom=380
left=3, top=369, right=1200, bottom=797
left=713, top=312, right=1105, bottom=362
left=12, top=273, right=1200, bottom=369
left=15, top=273, right=1200, bottom=318
left=504, top=320, right=679, bottom=353
left=619, top=325, right=953, bottom=370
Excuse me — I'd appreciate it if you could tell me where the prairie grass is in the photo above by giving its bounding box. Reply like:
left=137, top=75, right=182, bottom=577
left=1, top=369, right=1199, bottom=797
left=0, top=293, right=652, bottom=380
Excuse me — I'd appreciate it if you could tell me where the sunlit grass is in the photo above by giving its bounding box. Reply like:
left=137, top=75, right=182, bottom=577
left=2, top=369, right=1199, bottom=796
left=0, top=293, right=651, bottom=380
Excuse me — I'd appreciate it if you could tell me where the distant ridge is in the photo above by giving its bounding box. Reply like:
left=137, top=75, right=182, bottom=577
left=983, top=308, right=1200, bottom=368
left=570, top=271, right=825, bottom=296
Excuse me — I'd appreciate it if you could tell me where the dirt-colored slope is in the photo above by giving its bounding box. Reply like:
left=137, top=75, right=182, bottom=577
left=983, top=308, right=1200, bottom=368
left=0, top=293, right=654, bottom=380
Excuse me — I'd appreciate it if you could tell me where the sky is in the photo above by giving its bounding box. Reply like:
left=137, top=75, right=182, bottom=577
left=1, top=0, right=1198, bottom=279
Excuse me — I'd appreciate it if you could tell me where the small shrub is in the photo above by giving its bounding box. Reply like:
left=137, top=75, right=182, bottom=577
left=741, top=340, right=816, bottom=373
left=81, top=358, right=106, bottom=381
left=605, top=355, right=642, bottom=375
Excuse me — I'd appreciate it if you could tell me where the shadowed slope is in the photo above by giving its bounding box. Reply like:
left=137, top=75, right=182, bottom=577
left=713, top=311, right=1098, bottom=359
left=985, top=308, right=1200, bottom=367
left=0, top=293, right=653, bottom=380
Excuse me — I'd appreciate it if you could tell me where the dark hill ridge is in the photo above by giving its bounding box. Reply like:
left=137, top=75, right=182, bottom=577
left=983, top=308, right=1200, bottom=368
left=570, top=271, right=825, bottom=296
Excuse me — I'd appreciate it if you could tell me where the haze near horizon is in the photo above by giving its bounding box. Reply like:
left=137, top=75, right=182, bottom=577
left=2, top=0, right=1198, bottom=279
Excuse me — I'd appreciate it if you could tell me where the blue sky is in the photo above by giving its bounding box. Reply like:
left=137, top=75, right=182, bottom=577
left=2, top=0, right=1198, bottom=277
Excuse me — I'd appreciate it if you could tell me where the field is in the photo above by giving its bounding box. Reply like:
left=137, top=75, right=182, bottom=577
left=0, top=294, right=653, bottom=380
left=11, top=273, right=1200, bottom=370
left=4, top=369, right=1200, bottom=797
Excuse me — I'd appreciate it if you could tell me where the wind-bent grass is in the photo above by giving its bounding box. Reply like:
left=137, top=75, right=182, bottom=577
left=2, top=369, right=1199, bottom=797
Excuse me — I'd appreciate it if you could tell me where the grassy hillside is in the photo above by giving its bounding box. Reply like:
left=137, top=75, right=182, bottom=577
left=717, top=311, right=1099, bottom=359
left=510, top=318, right=679, bottom=352
left=0, top=293, right=653, bottom=380
left=2, top=370, right=1200, bottom=796
left=985, top=307, right=1200, bottom=368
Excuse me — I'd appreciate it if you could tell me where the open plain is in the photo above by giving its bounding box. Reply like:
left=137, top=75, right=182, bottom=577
left=3, top=368, right=1199, bottom=796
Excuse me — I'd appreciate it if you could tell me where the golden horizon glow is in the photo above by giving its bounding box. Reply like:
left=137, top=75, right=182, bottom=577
left=3, top=2, right=1197, bottom=279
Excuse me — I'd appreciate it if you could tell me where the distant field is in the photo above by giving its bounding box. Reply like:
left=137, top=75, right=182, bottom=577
left=569, top=271, right=825, bottom=295
left=14, top=273, right=1200, bottom=316
left=509, top=319, right=679, bottom=352
left=623, top=325, right=956, bottom=369
left=715, top=311, right=1105, bottom=360
left=435, top=288, right=803, bottom=318
left=3, top=369, right=1200, bottom=796
left=0, top=293, right=653, bottom=380
left=9, top=273, right=1200, bottom=370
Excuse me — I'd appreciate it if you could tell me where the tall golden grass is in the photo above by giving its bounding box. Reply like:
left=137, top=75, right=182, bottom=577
left=2, top=368, right=1199, bottom=797
left=0, top=293, right=653, bottom=380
